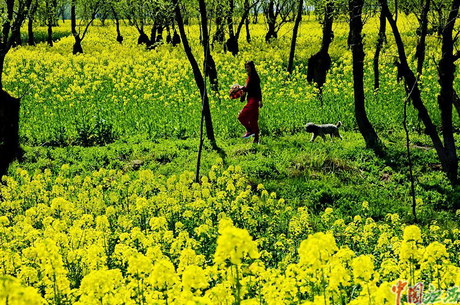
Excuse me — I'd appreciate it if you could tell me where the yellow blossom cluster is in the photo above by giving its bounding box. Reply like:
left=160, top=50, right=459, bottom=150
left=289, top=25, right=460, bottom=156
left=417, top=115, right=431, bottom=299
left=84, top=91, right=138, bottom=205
left=1, top=162, right=459, bottom=304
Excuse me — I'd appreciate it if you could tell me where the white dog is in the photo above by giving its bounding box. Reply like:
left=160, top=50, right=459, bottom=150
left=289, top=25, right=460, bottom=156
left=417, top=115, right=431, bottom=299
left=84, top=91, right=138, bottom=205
left=305, top=121, right=343, bottom=142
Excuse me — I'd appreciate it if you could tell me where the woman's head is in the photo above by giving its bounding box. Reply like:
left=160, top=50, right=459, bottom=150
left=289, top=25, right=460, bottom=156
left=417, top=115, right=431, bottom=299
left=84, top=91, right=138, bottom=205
left=245, top=61, right=256, bottom=75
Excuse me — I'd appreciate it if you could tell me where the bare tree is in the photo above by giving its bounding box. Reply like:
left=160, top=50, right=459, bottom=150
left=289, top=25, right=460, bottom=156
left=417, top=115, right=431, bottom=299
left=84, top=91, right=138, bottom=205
left=373, top=5, right=386, bottom=89
left=71, top=0, right=101, bottom=54
left=287, top=0, right=303, bottom=74
left=349, top=0, right=384, bottom=155
left=125, top=0, right=151, bottom=45
left=263, top=0, right=296, bottom=41
left=380, top=0, right=459, bottom=185
left=173, top=0, right=216, bottom=145
left=399, top=0, right=431, bottom=75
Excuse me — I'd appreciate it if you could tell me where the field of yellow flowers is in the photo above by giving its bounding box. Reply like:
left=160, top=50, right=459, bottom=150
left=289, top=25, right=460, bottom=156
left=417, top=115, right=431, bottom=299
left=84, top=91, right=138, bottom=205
left=1, top=14, right=460, bottom=305
left=1, top=162, right=460, bottom=304
left=5, top=14, right=455, bottom=145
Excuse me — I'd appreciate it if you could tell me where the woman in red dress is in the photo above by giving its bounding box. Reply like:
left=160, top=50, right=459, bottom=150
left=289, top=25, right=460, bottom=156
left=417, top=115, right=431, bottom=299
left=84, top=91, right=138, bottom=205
left=238, top=61, right=263, bottom=143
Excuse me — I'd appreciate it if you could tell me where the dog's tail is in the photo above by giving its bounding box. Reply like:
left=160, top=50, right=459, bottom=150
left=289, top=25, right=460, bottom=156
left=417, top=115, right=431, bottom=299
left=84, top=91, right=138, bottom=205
left=337, top=121, right=342, bottom=128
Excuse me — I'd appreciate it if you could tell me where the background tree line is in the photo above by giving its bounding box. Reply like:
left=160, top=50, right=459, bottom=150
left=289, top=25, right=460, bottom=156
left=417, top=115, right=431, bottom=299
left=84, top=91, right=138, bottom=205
left=1, top=0, right=460, bottom=190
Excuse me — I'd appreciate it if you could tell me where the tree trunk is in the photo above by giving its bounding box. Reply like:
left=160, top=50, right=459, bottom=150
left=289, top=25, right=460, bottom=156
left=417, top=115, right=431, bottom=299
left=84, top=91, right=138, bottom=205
left=0, top=88, right=22, bottom=178
left=71, top=2, right=83, bottom=54
left=288, top=0, right=303, bottom=74
left=265, top=0, right=277, bottom=41
left=27, top=0, right=38, bottom=46
left=28, top=16, right=35, bottom=46
left=137, top=29, right=150, bottom=46
left=172, top=30, right=180, bottom=47
left=112, top=7, right=123, bottom=44
left=166, top=24, right=171, bottom=44
left=73, top=36, right=83, bottom=54
left=47, top=19, right=53, bottom=46
left=213, top=5, right=225, bottom=44
left=199, top=0, right=218, bottom=91
left=225, top=0, right=239, bottom=55
left=150, top=23, right=157, bottom=46
left=380, top=0, right=456, bottom=185
left=307, top=1, right=334, bottom=94
left=437, top=0, right=460, bottom=185
left=373, top=9, right=386, bottom=90
left=156, top=26, right=163, bottom=44
left=416, top=0, right=431, bottom=75
left=234, top=0, right=253, bottom=48
left=0, top=53, right=5, bottom=91
left=350, top=0, right=384, bottom=155
left=173, top=0, right=216, bottom=146
left=14, top=28, right=22, bottom=47
left=0, top=0, right=32, bottom=177
left=245, top=16, right=251, bottom=43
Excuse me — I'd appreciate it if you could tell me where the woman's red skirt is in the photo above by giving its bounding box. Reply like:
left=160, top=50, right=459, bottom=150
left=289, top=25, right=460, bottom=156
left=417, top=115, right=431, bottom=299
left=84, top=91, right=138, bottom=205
left=238, top=97, right=260, bottom=134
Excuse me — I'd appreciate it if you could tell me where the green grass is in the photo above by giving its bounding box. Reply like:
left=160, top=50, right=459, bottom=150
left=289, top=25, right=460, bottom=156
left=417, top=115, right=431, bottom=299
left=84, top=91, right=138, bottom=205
left=10, top=129, right=460, bottom=230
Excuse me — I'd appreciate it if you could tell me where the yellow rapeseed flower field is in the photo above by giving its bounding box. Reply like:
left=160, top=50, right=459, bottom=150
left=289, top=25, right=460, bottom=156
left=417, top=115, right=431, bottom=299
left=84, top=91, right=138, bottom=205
left=1, top=14, right=460, bottom=305
left=0, top=162, right=459, bottom=304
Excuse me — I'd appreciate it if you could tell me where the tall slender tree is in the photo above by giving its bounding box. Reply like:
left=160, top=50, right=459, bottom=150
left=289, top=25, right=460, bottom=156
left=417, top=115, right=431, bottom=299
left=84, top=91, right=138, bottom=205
left=287, top=0, right=303, bottom=74
left=198, top=0, right=218, bottom=91
left=38, top=0, right=60, bottom=46
left=173, top=0, right=216, bottom=146
left=27, top=0, right=38, bottom=45
left=373, top=6, right=386, bottom=89
left=349, top=0, right=384, bottom=154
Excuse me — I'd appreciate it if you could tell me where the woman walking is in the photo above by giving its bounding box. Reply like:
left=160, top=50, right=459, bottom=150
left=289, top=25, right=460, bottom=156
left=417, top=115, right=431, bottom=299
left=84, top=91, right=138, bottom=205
left=238, top=61, right=263, bottom=143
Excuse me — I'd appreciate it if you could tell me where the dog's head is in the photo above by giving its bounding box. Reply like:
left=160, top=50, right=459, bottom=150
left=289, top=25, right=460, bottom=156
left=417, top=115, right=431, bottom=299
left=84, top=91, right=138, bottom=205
left=305, top=122, right=315, bottom=132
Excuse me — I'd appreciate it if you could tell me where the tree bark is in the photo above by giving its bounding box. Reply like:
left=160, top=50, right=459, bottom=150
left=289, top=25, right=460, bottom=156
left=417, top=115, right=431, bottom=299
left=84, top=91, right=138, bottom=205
left=287, top=0, right=303, bottom=74
left=307, top=1, right=334, bottom=94
left=416, top=0, right=431, bottom=75
left=198, top=0, right=218, bottom=91
left=71, top=2, right=83, bottom=54
left=253, top=3, right=258, bottom=24
left=47, top=19, right=53, bottom=46
left=265, top=0, right=278, bottom=41
left=225, top=0, right=239, bottom=55
left=137, top=29, right=150, bottom=45
left=173, top=0, right=216, bottom=145
left=111, top=6, right=123, bottom=44
left=213, top=5, right=225, bottom=44
left=350, top=0, right=384, bottom=155
left=373, top=9, right=386, bottom=90
left=245, top=16, right=251, bottom=43
left=28, top=17, right=35, bottom=46
left=436, top=0, right=460, bottom=185
left=70, top=0, right=98, bottom=54
left=235, top=0, right=253, bottom=42
left=0, top=89, right=22, bottom=178
left=27, top=0, right=38, bottom=46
